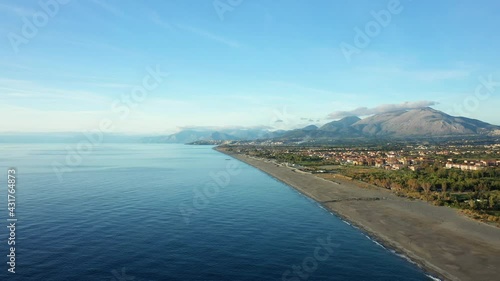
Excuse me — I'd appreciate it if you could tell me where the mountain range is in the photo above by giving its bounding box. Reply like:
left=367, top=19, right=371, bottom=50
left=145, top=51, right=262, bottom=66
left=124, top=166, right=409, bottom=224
left=147, top=108, right=500, bottom=143
left=143, top=128, right=285, bottom=144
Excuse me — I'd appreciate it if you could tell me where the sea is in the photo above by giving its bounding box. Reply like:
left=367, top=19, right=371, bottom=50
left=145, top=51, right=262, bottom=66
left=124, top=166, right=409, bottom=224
left=0, top=144, right=434, bottom=280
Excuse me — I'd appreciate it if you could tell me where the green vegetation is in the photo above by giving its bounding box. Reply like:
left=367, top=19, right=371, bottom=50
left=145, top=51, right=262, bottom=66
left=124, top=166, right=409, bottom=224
left=338, top=164, right=500, bottom=224
left=222, top=142, right=500, bottom=225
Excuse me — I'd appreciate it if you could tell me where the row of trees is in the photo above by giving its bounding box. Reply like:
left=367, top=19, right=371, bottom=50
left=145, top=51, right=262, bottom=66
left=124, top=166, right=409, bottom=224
left=348, top=164, right=500, bottom=193
left=344, top=164, right=500, bottom=213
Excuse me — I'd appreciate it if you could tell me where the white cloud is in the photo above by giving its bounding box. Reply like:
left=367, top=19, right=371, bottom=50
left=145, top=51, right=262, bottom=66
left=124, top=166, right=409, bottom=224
left=328, top=101, right=439, bottom=119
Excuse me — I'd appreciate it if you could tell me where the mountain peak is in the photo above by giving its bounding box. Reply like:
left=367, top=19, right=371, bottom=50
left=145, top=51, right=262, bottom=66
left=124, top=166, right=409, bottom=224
left=319, top=115, right=361, bottom=134
left=340, top=116, right=362, bottom=123
left=148, top=108, right=499, bottom=143
left=352, top=107, right=498, bottom=136
left=302, top=125, right=318, bottom=131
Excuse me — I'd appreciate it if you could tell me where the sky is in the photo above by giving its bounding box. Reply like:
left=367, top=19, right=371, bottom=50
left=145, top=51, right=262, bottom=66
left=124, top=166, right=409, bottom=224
left=1, top=0, right=500, bottom=134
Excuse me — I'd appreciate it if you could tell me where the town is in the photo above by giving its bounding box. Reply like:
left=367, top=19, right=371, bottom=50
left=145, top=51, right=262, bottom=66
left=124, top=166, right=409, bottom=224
left=220, top=141, right=500, bottom=224
left=224, top=142, right=500, bottom=172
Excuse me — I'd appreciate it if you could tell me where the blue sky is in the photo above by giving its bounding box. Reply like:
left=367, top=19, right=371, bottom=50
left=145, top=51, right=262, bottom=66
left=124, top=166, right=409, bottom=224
left=1, top=0, right=499, bottom=134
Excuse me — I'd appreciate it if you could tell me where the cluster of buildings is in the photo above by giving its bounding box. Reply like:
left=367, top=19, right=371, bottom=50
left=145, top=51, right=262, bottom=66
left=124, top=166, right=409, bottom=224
left=278, top=147, right=500, bottom=172
left=297, top=149, right=435, bottom=171
left=233, top=143, right=500, bottom=172
left=445, top=160, right=499, bottom=171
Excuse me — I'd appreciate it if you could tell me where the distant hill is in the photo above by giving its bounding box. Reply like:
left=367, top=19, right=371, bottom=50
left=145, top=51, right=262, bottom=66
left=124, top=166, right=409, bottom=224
left=351, top=107, right=499, bottom=137
left=320, top=116, right=360, bottom=131
left=320, top=116, right=362, bottom=136
left=145, top=108, right=500, bottom=143
left=144, top=128, right=285, bottom=144
left=280, top=120, right=360, bottom=140
left=272, top=108, right=500, bottom=142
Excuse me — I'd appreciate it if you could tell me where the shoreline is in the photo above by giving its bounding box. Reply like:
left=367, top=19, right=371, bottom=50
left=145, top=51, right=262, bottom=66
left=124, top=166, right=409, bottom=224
left=216, top=147, right=500, bottom=281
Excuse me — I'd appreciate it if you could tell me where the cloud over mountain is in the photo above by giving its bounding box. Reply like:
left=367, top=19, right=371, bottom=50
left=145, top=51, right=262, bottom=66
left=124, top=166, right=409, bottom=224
left=327, top=101, right=439, bottom=119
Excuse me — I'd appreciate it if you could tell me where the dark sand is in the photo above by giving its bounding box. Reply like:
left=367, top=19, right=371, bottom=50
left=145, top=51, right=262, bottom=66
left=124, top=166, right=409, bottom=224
left=216, top=147, right=500, bottom=281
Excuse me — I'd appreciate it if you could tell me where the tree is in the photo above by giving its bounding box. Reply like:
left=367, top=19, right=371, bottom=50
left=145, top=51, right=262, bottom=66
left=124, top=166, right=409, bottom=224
left=408, top=179, right=420, bottom=192
left=468, top=200, right=477, bottom=210
left=489, top=195, right=497, bottom=210
left=422, top=182, right=432, bottom=194
left=390, top=182, right=402, bottom=191
left=441, top=182, right=448, bottom=193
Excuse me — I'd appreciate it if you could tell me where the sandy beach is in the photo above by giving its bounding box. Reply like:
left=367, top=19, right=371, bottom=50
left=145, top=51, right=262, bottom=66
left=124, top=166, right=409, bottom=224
left=216, top=147, right=500, bottom=281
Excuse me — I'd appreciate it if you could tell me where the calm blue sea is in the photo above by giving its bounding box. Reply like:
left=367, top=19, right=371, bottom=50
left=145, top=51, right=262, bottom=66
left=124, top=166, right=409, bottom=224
left=0, top=144, right=433, bottom=280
